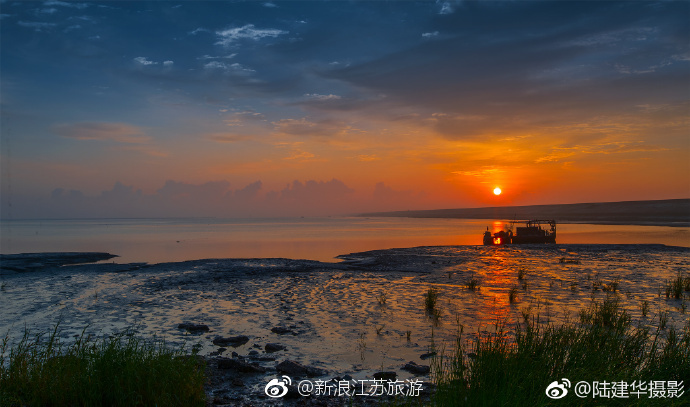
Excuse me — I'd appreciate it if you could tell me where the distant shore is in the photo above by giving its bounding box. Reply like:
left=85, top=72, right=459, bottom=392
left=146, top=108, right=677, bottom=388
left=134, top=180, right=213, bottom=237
left=359, top=198, right=690, bottom=227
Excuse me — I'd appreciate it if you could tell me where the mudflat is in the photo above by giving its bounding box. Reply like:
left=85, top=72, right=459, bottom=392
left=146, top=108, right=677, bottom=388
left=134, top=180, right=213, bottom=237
left=1, top=244, right=688, bottom=405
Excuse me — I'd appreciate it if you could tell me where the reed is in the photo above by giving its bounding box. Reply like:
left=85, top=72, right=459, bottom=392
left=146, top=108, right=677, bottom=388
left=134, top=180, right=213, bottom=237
left=0, top=325, right=206, bottom=407
left=430, top=297, right=689, bottom=406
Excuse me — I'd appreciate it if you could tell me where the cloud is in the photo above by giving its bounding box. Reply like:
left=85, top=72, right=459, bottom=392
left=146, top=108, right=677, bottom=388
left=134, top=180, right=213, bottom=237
left=283, top=148, right=315, bottom=161
left=234, top=181, right=262, bottom=200
left=52, top=122, right=149, bottom=144
left=452, top=167, right=505, bottom=178
left=322, top=3, right=689, bottom=142
left=37, top=8, right=58, bottom=14
left=373, top=182, right=422, bottom=202
left=31, top=178, right=365, bottom=218
left=303, top=93, right=341, bottom=101
left=203, top=61, right=255, bottom=75
left=279, top=179, right=354, bottom=202
left=133, top=56, right=158, bottom=66
left=189, top=27, right=209, bottom=35
left=206, top=133, right=251, bottom=143
left=438, top=1, right=455, bottom=15
left=357, top=154, right=379, bottom=162
left=422, top=31, right=439, bottom=38
left=44, top=1, right=89, bottom=9
left=198, top=54, right=237, bottom=60
left=215, top=24, right=288, bottom=46
left=17, top=21, right=56, bottom=31
left=272, top=117, right=360, bottom=138
left=223, top=110, right=266, bottom=127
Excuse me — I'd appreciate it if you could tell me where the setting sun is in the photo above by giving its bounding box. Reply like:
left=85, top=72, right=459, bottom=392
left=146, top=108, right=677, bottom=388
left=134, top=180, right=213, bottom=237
left=493, top=187, right=502, bottom=196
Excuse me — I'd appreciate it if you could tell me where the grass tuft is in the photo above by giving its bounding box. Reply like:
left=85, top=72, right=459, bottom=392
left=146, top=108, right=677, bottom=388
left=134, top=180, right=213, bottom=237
left=666, top=273, right=686, bottom=299
left=465, top=277, right=480, bottom=291
left=0, top=325, right=206, bottom=407
left=377, top=292, right=387, bottom=306
left=425, top=287, right=439, bottom=313
left=431, top=297, right=690, bottom=406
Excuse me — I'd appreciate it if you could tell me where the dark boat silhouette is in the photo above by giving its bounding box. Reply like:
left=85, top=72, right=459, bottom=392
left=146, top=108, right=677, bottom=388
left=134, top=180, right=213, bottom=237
left=483, top=219, right=556, bottom=245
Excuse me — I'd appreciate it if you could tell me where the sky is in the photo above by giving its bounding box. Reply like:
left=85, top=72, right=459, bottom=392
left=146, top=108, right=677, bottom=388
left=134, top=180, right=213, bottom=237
left=1, top=0, right=688, bottom=219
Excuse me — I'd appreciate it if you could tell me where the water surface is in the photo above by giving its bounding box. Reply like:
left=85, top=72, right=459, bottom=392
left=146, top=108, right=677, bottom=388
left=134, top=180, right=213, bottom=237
left=2, top=217, right=688, bottom=263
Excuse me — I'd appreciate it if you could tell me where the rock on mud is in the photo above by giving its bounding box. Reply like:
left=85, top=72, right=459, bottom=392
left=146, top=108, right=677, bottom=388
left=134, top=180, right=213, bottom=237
left=402, top=361, right=430, bottom=375
left=213, top=335, right=250, bottom=347
left=265, top=343, right=286, bottom=353
left=271, top=326, right=294, bottom=335
left=276, top=360, right=327, bottom=377
left=374, top=371, right=397, bottom=381
left=419, top=352, right=437, bottom=360
left=216, top=357, right=267, bottom=373
left=177, top=323, right=210, bottom=333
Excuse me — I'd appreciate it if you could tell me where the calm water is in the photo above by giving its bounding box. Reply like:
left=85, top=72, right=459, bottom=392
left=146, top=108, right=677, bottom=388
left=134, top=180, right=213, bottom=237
left=1, top=217, right=689, bottom=263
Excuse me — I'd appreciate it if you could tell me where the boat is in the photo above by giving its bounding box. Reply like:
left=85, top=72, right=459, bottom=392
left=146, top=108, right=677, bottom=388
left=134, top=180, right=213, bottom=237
left=482, top=219, right=556, bottom=245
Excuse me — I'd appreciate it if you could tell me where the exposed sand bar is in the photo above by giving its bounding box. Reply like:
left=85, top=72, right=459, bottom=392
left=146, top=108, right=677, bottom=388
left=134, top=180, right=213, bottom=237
left=359, top=198, right=690, bottom=227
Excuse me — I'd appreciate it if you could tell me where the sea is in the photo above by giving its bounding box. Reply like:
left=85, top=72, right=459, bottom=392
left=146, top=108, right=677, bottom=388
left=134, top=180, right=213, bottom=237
left=1, top=216, right=689, bottom=263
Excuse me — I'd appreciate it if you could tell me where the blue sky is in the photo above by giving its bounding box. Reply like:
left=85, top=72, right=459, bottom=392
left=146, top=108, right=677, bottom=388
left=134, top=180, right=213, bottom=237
left=1, top=1, right=688, bottom=218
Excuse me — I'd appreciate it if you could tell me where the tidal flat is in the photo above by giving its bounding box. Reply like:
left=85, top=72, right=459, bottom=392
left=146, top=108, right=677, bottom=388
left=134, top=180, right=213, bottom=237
left=1, top=244, right=688, bottom=405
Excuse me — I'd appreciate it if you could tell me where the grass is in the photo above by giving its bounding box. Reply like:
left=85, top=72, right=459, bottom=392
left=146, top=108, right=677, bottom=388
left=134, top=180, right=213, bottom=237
left=508, top=286, right=519, bottom=303
left=641, top=300, right=650, bottom=317
left=430, top=296, right=690, bottom=406
left=425, top=287, right=439, bottom=313
left=465, top=277, right=480, bottom=291
left=0, top=325, right=206, bottom=407
left=377, top=291, right=387, bottom=306
left=665, top=273, right=687, bottom=299
left=517, top=267, right=526, bottom=280
left=602, top=279, right=620, bottom=293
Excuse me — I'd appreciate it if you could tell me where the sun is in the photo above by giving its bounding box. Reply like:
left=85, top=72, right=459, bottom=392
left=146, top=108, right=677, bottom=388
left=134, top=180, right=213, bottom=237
left=493, top=187, right=502, bottom=196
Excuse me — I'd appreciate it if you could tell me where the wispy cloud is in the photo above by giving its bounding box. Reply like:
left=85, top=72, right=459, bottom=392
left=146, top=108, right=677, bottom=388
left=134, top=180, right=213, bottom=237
left=203, top=61, right=255, bottom=75
left=303, top=93, right=341, bottom=101
left=44, top=1, right=89, bottom=9
left=223, top=111, right=266, bottom=127
left=52, top=122, right=149, bottom=144
left=198, top=54, right=237, bottom=60
left=215, top=24, right=288, bottom=46
left=17, top=21, right=56, bottom=31
left=206, top=133, right=251, bottom=143
left=189, top=27, right=209, bottom=35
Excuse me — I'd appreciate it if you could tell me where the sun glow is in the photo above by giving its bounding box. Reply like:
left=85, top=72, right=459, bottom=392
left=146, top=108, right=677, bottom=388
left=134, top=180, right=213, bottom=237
left=493, top=187, right=502, bottom=196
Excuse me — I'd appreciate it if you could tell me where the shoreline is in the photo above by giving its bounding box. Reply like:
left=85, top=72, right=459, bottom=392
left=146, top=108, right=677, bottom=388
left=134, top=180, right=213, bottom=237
left=358, top=198, right=690, bottom=227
